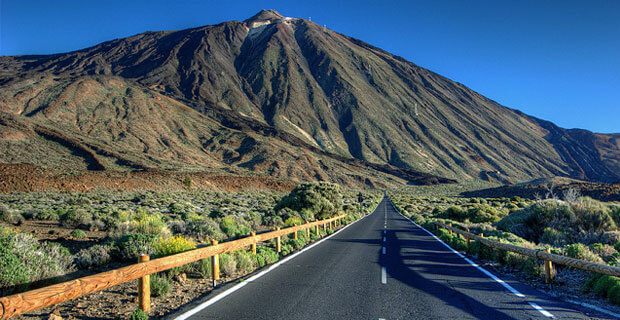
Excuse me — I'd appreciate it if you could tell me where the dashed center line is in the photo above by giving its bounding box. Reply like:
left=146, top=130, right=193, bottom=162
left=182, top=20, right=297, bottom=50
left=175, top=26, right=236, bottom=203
left=381, top=267, right=387, bottom=284
left=382, top=247, right=386, bottom=254
left=383, top=237, right=386, bottom=242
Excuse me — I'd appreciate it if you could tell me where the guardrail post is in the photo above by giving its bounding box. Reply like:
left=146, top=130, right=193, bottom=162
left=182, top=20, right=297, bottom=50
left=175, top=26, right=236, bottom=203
left=138, top=254, right=150, bottom=312
left=211, top=240, right=220, bottom=286
left=251, top=232, right=257, bottom=254
left=544, top=248, right=554, bottom=284
left=276, top=227, right=282, bottom=253
left=466, top=228, right=471, bottom=246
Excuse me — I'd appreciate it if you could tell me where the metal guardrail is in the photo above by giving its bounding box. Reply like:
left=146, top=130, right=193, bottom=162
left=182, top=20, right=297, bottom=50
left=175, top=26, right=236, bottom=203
left=0, top=215, right=348, bottom=319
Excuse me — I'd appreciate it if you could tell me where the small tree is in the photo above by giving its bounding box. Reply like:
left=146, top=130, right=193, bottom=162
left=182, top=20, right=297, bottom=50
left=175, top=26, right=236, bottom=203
left=275, top=182, right=343, bottom=220
left=183, top=176, right=192, bottom=189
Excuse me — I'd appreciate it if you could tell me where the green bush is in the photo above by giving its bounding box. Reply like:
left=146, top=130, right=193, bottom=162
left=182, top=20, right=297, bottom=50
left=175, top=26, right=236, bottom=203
left=75, top=244, right=113, bottom=269
left=284, top=216, right=303, bottom=227
left=275, top=182, right=343, bottom=220
left=220, top=217, right=251, bottom=239
left=220, top=253, right=237, bottom=276
left=280, top=243, right=294, bottom=256
left=136, top=214, right=170, bottom=237
left=0, top=210, right=24, bottom=226
left=115, top=233, right=157, bottom=261
left=194, top=258, right=212, bottom=278
left=70, top=229, right=87, bottom=239
left=150, top=273, right=170, bottom=297
left=564, top=243, right=604, bottom=263
left=0, top=228, right=74, bottom=295
left=255, top=247, right=279, bottom=267
left=129, top=309, right=149, bottom=320
left=60, top=208, right=92, bottom=229
left=234, top=250, right=256, bottom=274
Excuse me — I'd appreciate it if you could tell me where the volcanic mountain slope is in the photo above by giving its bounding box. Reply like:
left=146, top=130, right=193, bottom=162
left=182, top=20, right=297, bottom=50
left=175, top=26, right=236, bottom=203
left=0, top=75, right=449, bottom=188
left=0, top=9, right=618, bottom=184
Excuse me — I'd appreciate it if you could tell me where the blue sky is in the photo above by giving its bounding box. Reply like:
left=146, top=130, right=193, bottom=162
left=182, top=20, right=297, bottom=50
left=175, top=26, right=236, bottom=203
left=1, top=0, right=619, bottom=133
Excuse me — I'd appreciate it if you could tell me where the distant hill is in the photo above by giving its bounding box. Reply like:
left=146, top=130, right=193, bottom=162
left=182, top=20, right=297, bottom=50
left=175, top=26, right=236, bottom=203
left=1, top=9, right=618, bottom=189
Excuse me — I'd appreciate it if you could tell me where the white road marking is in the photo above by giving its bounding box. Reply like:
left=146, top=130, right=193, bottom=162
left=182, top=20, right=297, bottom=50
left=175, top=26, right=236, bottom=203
left=394, top=210, right=555, bottom=318
left=383, top=230, right=386, bottom=234
left=381, top=266, right=387, bottom=284
left=382, top=247, right=386, bottom=254
left=383, top=237, right=386, bottom=242
left=174, top=205, right=378, bottom=320
left=529, top=302, right=554, bottom=318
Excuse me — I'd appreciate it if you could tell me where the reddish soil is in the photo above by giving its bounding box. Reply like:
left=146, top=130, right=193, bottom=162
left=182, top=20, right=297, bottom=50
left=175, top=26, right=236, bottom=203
left=0, top=164, right=296, bottom=193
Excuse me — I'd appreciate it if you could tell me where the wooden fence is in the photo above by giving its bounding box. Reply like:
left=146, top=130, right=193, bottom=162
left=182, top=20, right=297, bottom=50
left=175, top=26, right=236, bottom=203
left=432, top=221, right=620, bottom=282
left=0, top=215, right=348, bottom=319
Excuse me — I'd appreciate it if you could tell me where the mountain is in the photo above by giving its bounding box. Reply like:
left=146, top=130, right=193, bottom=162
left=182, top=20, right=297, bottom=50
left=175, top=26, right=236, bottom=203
left=0, top=9, right=618, bottom=188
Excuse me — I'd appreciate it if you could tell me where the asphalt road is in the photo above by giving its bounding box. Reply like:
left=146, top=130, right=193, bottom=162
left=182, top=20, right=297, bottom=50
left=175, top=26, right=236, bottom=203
left=173, top=197, right=613, bottom=319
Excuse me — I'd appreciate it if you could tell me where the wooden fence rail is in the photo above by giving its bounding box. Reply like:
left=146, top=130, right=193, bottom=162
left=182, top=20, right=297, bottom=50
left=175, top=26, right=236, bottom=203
left=432, top=221, right=620, bottom=278
left=0, top=215, right=347, bottom=319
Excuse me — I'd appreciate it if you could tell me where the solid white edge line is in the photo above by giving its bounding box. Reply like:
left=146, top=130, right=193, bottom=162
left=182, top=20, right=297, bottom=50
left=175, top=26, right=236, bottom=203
left=381, top=266, right=387, bottom=284
left=564, top=298, right=620, bottom=319
left=174, top=204, right=380, bottom=320
left=529, top=302, right=554, bottom=318
left=394, top=208, right=558, bottom=318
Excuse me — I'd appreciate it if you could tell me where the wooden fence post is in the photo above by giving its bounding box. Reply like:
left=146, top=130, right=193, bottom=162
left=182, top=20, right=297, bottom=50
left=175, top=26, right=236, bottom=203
left=293, top=229, right=298, bottom=240
left=315, top=224, right=319, bottom=235
left=448, top=223, right=452, bottom=234
left=323, top=223, right=327, bottom=232
left=306, top=227, right=310, bottom=238
left=251, top=232, right=257, bottom=255
left=138, top=254, right=150, bottom=312
left=211, top=240, right=219, bottom=286
left=466, top=228, right=470, bottom=246
left=544, top=248, right=554, bottom=284
left=276, top=227, right=282, bottom=253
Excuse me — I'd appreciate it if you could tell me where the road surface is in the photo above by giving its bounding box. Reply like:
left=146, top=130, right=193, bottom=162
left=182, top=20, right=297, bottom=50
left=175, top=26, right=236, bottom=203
left=172, top=197, right=612, bottom=319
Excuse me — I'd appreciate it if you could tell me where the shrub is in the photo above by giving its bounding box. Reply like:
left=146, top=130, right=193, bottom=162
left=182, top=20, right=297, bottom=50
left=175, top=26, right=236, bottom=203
left=539, top=227, right=567, bottom=246
left=150, top=273, right=170, bottom=297
left=70, top=229, right=87, bottom=239
left=564, top=243, right=604, bottom=263
left=0, top=228, right=74, bottom=295
left=129, top=308, right=149, bottom=320
left=61, top=208, right=92, bottom=229
left=194, top=258, right=212, bottom=278
left=136, top=214, right=170, bottom=237
left=285, top=238, right=306, bottom=251
left=234, top=250, right=256, bottom=274
left=115, top=233, right=157, bottom=261
left=0, top=210, right=24, bottom=226
left=220, top=253, right=237, bottom=277
left=284, top=216, right=303, bottom=227
left=75, top=244, right=113, bottom=269
left=186, top=217, right=224, bottom=240
left=255, top=247, right=278, bottom=267
left=153, top=236, right=196, bottom=258
left=280, top=243, right=294, bottom=256
left=220, top=217, right=251, bottom=239
left=275, top=182, right=343, bottom=220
